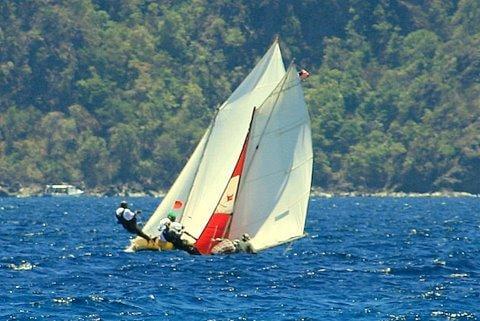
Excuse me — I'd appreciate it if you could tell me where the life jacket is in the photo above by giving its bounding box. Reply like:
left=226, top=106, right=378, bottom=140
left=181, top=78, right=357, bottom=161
left=162, top=222, right=183, bottom=243
left=116, top=208, right=136, bottom=226
left=116, top=208, right=126, bottom=224
left=235, top=240, right=249, bottom=252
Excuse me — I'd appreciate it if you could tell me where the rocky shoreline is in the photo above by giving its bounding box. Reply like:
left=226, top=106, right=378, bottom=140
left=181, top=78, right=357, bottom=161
left=310, top=190, right=479, bottom=198
left=0, top=184, right=166, bottom=198
left=0, top=184, right=478, bottom=198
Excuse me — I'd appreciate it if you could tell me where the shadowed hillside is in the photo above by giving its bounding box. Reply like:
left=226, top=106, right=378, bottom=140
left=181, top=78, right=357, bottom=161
left=0, top=0, right=478, bottom=193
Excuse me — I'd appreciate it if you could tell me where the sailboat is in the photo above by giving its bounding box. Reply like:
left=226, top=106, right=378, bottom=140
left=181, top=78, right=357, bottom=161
left=127, top=39, right=313, bottom=254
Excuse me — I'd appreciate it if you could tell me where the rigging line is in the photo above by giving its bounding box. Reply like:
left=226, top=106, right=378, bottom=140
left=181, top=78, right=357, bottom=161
left=209, top=224, right=219, bottom=251
left=250, top=118, right=307, bottom=139
left=181, top=108, right=220, bottom=229
left=242, top=156, right=313, bottom=185
left=245, top=78, right=298, bottom=92
left=183, top=230, right=198, bottom=241
left=283, top=241, right=294, bottom=255
left=281, top=80, right=302, bottom=92
left=237, top=64, right=295, bottom=197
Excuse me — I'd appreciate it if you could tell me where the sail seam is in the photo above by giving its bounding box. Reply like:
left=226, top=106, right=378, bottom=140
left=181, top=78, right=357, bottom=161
left=243, top=156, right=313, bottom=184
left=251, top=119, right=307, bottom=139
left=232, top=189, right=311, bottom=234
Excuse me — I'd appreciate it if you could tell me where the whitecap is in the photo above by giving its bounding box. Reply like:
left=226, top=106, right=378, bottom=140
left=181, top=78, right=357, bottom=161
left=53, top=297, right=74, bottom=305
left=449, top=273, right=468, bottom=278
left=89, top=295, right=105, bottom=302
left=380, top=267, right=392, bottom=275
left=431, top=311, right=476, bottom=319
left=8, top=261, right=34, bottom=271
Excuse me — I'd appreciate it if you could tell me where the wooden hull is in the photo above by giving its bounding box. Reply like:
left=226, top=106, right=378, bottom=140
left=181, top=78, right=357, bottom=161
left=125, top=237, right=175, bottom=252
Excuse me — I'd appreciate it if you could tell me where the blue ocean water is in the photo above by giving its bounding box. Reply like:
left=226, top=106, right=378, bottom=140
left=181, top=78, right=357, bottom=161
left=1, top=197, right=479, bottom=321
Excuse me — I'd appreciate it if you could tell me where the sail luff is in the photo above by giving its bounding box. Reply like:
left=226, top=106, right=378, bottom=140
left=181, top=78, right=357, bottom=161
left=179, top=108, right=219, bottom=224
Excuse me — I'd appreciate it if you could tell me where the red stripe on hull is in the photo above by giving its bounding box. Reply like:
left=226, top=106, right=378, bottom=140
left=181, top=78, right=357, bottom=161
left=195, top=213, right=231, bottom=254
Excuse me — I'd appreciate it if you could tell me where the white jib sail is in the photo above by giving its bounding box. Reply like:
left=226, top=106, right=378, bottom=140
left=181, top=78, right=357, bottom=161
left=141, top=126, right=211, bottom=237
left=229, top=65, right=313, bottom=251
left=181, top=41, right=286, bottom=239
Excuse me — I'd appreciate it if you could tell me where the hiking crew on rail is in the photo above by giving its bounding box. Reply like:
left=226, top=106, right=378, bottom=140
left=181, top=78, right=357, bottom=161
left=115, top=201, right=154, bottom=242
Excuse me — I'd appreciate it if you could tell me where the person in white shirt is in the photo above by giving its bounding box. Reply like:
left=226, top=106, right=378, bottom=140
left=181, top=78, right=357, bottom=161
left=158, top=211, right=177, bottom=242
left=157, top=211, right=199, bottom=255
left=115, top=201, right=153, bottom=242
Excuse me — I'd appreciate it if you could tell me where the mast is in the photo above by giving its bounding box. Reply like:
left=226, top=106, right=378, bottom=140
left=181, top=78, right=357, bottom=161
left=194, top=108, right=256, bottom=254
left=180, top=40, right=286, bottom=240
left=236, top=63, right=293, bottom=199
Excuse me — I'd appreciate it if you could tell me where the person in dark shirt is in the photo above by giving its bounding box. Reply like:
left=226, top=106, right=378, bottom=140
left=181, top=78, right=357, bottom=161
left=233, top=233, right=256, bottom=254
left=115, top=201, right=153, bottom=242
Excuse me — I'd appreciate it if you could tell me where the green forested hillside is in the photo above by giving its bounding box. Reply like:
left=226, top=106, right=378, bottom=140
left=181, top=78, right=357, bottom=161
left=0, top=0, right=479, bottom=193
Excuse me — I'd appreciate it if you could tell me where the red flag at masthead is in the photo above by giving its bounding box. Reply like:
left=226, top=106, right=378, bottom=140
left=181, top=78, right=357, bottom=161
left=299, top=69, right=310, bottom=80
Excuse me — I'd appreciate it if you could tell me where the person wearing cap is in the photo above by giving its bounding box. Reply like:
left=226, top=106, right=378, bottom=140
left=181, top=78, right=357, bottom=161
left=233, top=233, right=256, bottom=254
left=158, top=211, right=178, bottom=243
left=157, top=211, right=200, bottom=255
left=115, top=201, right=153, bottom=242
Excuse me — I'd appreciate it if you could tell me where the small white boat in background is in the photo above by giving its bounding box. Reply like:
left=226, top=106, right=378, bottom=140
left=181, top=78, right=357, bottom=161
left=44, top=184, right=84, bottom=196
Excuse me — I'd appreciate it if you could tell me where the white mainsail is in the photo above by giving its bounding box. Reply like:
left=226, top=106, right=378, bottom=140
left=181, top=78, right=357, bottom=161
left=180, top=41, right=286, bottom=239
left=229, top=65, right=313, bottom=251
left=131, top=39, right=312, bottom=254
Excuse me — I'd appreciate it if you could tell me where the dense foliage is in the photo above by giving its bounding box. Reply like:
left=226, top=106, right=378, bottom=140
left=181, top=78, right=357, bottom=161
left=0, top=0, right=479, bottom=193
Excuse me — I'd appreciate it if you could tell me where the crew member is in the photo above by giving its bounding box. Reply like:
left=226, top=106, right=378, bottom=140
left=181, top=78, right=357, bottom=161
left=233, top=233, right=256, bottom=254
left=158, top=211, right=200, bottom=255
left=158, top=211, right=177, bottom=242
left=115, top=201, right=152, bottom=242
